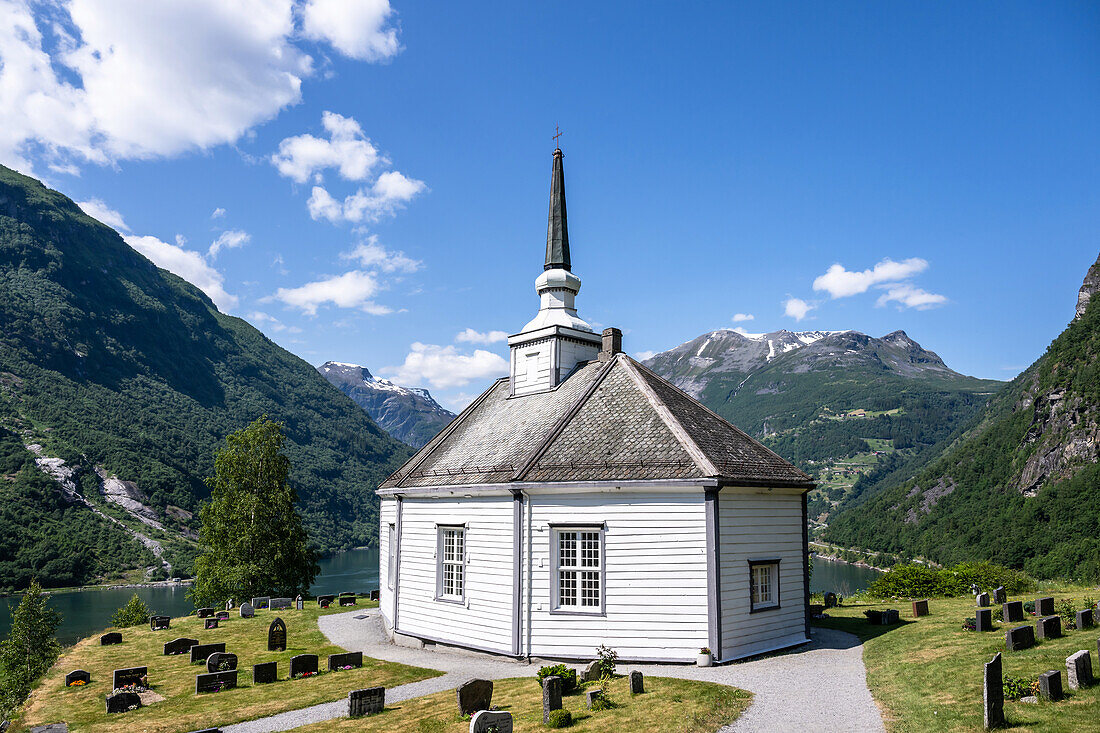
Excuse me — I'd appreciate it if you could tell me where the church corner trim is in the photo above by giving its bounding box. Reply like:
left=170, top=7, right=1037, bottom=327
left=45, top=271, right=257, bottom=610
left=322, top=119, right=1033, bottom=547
left=705, top=487, right=722, bottom=657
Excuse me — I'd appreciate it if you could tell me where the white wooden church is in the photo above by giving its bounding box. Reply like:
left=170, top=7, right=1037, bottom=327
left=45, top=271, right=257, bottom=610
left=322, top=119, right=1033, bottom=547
left=377, top=147, right=814, bottom=663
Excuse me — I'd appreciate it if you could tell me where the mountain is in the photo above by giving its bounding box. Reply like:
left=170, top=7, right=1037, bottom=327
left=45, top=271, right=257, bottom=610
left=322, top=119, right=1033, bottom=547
left=645, top=328, right=1003, bottom=524
left=0, top=165, right=412, bottom=589
left=825, top=252, right=1100, bottom=581
left=318, top=362, right=454, bottom=448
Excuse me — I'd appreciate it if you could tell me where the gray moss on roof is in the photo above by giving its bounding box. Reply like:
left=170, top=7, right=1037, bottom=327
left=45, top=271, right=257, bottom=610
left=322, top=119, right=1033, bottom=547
left=379, top=354, right=811, bottom=490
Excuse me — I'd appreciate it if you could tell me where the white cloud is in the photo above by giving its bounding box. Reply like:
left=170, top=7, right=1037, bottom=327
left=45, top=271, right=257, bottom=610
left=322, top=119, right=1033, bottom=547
left=271, top=111, right=380, bottom=184
left=455, top=328, right=509, bottom=344
left=383, top=343, right=508, bottom=390
left=211, top=207, right=226, bottom=219
left=341, top=237, right=420, bottom=272
left=268, top=270, right=388, bottom=316
left=438, top=392, right=478, bottom=412
left=307, top=186, right=344, bottom=223
left=0, top=1, right=401, bottom=175
left=247, top=310, right=286, bottom=332
left=301, top=0, right=400, bottom=62
left=125, top=234, right=237, bottom=311
left=733, top=327, right=764, bottom=337
left=813, top=257, right=929, bottom=298
left=77, top=198, right=128, bottom=231
left=875, top=284, right=948, bottom=310
left=731, top=312, right=754, bottom=323
left=208, top=229, right=251, bottom=258
left=307, top=172, right=426, bottom=224
left=634, top=350, right=657, bottom=361
left=784, top=297, right=814, bottom=321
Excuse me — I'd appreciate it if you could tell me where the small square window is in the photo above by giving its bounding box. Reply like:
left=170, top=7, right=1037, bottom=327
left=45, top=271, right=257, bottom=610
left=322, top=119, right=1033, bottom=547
left=552, top=526, right=603, bottom=613
left=749, top=560, right=780, bottom=612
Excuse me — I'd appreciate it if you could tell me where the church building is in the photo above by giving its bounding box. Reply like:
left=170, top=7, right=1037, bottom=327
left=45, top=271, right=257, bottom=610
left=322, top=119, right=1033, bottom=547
left=377, top=147, right=814, bottom=663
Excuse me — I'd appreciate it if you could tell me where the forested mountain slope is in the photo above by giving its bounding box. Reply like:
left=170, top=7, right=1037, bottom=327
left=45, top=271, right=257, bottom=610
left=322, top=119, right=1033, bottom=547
left=0, top=165, right=411, bottom=588
left=826, top=252, right=1100, bottom=581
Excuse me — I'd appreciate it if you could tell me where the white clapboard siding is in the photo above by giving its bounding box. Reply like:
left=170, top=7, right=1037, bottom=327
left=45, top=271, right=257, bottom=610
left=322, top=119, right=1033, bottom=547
left=718, top=490, right=807, bottom=660
left=524, top=491, right=709, bottom=661
left=379, top=498, right=397, bottom=629
left=513, top=341, right=553, bottom=396
left=395, top=496, right=515, bottom=653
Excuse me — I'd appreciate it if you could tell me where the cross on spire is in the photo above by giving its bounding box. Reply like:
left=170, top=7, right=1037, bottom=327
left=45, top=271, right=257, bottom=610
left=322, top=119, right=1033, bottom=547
left=552, top=125, right=563, bottom=148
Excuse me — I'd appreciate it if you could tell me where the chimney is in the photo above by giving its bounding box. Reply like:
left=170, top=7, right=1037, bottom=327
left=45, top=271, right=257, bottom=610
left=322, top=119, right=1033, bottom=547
left=599, top=327, right=622, bottom=361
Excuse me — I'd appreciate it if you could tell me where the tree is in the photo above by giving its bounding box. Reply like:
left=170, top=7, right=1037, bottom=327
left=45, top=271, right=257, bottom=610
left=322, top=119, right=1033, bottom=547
left=111, top=594, right=151, bottom=628
left=190, top=417, right=319, bottom=606
left=0, top=579, right=61, bottom=716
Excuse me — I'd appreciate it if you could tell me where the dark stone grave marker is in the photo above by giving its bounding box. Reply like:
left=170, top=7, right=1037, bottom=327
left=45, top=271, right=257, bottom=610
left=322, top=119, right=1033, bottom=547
left=317, top=594, right=335, bottom=608
left=883, top=609, right=900, bottom=624
left=100, top=632, right=121, bottom=646
left=190, top=643, right=226, bottom=664
left=197, top=608, right=215, bottom=619
left=195, top=670, right=238, bottom=694
left=470, top=710, right=513, bottom=733
left=629, top=670, right=644, bottom=694
left=149, top=616, right=170, bottom=631
left=348, top=686, right=386, bottom=717
left=369, top=590, right=380, bottom=602
left=1003, top=601, right=1024, bottom=623
left=993, top=586, right=1007, bottom=604
left=239, top=603, right=254, bottom=619
left=912, top=599, right=930, bottom=617
left=1037, top=615, right=1062, bottom=640
left=542, top=676, right=562, bottom=724
left=1077, top=609, right=1095, bottom=630
left=204, top=619, right=219, bottom=630
left=267, top=617, right=287, bottom=652
left=214, top=611, right=229, bottom=621
left=112, top=666, right=147, bottom=689
left=457, top=678, right=494, bottom=716
left=824, top=591, right=838, bottom=608
left=582, top=660, right=600, bottom=682
left=251, top=596, right=270, bottom=610
left=586, top=689, right=600, bottom=709
left=338, top=593, right=356, bottom=607
left=1006, top=625, right=1034, bottom=651
left=270, top=597, right=292, bottom=610
left=163, top=637, right=199, bottom=656
left=206, top=652, right=238, bottom=673
left=977, top=592, right=990, bottom=607
left=1066, top=650, right=1093, bottom=690
left=983, top=652, right=1004, bottom=729
left=327, top=651, right=363, bottom=672
left=105, top=691, right=140, bottom=714
left=1036, top=597, right=1055, bottom=617
left=64, top=670, right=90, bottom=687
left=290, top=654, right=318, bottom=678
left=1038, top=670, right=1062, bottom=701
left=252, top=661, right=278, bottom=685
left=976, top=608, right=994, bottom=632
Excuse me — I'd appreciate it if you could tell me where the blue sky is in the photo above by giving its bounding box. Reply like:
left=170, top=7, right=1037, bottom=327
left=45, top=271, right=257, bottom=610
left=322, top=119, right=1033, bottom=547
left=3, top=1, right=1098, bottom=410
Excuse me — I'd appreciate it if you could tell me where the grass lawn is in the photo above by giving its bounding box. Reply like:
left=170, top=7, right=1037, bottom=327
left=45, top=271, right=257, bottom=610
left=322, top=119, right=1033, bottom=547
left=814, top=592, right=1100, bottom=732
left=294, top=675, right=752, bottom=733
left=18, top=601, right=440, bottom=733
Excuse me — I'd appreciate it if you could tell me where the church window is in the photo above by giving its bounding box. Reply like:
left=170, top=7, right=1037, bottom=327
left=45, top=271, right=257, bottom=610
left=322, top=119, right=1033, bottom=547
left=552, top=526, right=603, bottom=613
left=749, top=560, right=780, bottom=612
left=436, top=526, right=466, bottom=602
left=387, top=523, right=396, bottom=589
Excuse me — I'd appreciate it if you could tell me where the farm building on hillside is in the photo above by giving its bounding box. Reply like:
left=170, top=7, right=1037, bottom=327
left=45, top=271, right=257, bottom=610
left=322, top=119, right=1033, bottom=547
left=377, top=147, right=814, bottom=663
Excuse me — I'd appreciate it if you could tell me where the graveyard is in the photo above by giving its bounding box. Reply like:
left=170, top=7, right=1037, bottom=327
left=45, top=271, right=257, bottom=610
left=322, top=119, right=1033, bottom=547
left=813, top=589, right=1100, bottom=732
left=17, top=600, right=439, bottom=733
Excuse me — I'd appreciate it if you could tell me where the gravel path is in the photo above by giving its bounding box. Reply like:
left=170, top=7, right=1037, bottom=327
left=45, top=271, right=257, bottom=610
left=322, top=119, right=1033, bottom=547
left=224, top=610, right=884, bottom=733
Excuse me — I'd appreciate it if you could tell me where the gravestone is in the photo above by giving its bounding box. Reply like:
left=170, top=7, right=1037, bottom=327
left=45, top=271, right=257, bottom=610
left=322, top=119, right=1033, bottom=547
left=253, top=661, right=278, bottom=684
left=1066, top=650, right=1093, bottom=690
left=204, top=619, right=219, bottom=630
left=190, top=643, right=226, bottom=664
left=470, top=710, right=513, bottom=733
left=369, top=590, right=380, bottom=602
left=251, top=597, right=270, bottom=610
left=976, top=608, right=994, bottom=632
left=1036, top=597, right=1055, bottom=617
left=883, top=608, right=900, bottom=624
left=542, top=676, right=562, bottom=723
left=1006, top=625, right=1034, bottom=651
left=149, top=615, right=170, bottom=631
left=105, top=691, right=141, bottom=714
left=824, top=591, right=838, bottom=608
left=64, top=670, right=90, bottom=687
left=295, top=595, right=303, bottom=610
left=912, top=599, right=930, bottom=617
left=1003, top=601, right=1024, bottom=623
left=456, top=678, right=494, bottom=715
left=327, top=651, right=363, bottom=671
left=1077, top=609, right=1095, bottom=630
left=163, top=637, right=199, bottom=656
left=317, top=594, right=335, bottom=608
left=338, top=593, right=357, bottom=607
left=197, top=608, right=215, bottom=619
left=993, top=586, right=1007, bottom=604
left=112, top=666, right=147, bottom=689
left=271, top=597, right=292, bottom=610
left=629, top=670, right=644, bottom=694
left=977, top=592, right=990, bottom=607
left=100, top=632, right=122, bottom=646
left=290, top=654, right=318, bottom=678
left=1037, top=615, right=1062, bottom=640
left=348, top=687, right=386, bottom=717
left=215, top=611, right=229, bottom=621
left=225, top=599, right=233, bottom=610
left=195, top=670, right=238, bottom=694
left=983, top=652, right=1004, bottom=729
left=267, top=618, right=287, bottom=652
left=1038, top=670, right=1062, bottom=701
left=582, top=659, right=600, bottom=682
left=586, top=689, right=600, bottom=709
left=206, top=652, right=238, bottom=673
left=239, top=603, right=254, bottom=619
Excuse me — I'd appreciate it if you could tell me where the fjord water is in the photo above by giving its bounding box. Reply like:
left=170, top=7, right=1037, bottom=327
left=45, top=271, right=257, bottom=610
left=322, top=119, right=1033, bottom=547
left=810, top=557, right=881, bottom=596
left=0, top=548, right=381, bottom=646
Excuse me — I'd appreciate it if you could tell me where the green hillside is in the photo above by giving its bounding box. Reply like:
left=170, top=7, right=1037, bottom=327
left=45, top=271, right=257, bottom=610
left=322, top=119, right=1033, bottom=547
left=0, top=165, right=411, bottom=589
left=825, top=269, right=1100, bottom=581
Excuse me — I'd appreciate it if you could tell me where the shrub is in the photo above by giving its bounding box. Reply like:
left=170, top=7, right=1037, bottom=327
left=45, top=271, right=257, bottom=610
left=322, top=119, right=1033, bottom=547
left=1002, top=676, right=1038, bottom=700
left=547, top=709, right=573, bottom=728
left=1058, top=599, right=1077, bottom=629
left=961, top=617, right=976, bottom=631
left=111, top=594, right=151, bottom=628
left=595, top=644, right=618, bottom=677
left=536, top=664, right=577, bottom=693
left=867, top=562, right=1035, bottom=599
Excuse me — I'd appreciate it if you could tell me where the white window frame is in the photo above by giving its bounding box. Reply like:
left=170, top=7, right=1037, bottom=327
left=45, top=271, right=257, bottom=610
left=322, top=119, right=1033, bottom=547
left=550, top=525, right=605, bottom=616
left=749, top=559, right=781, bottom=613
left=435, top=525, right=466, bottom=603
left=387, top=523, right=396, bottom=589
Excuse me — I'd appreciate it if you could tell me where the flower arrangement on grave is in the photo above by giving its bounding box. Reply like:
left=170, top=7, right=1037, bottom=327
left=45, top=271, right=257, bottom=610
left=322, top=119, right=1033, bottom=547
left=1023, top=600, right=1036, bottom=616
left=67, top=679, right=87, bottom=687
left=961, top=618, right=976, bottom=632
left=339, top=665, right=353, bottom=670
left=293, top=670, right=320, bottom=679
